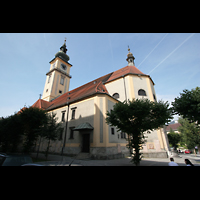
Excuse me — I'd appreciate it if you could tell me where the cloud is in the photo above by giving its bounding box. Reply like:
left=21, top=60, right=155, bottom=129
left=148, top=33, right=195, bottom=75
left=137, top=33, right=169, bottom=68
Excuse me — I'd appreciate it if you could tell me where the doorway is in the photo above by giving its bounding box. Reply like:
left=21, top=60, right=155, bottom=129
left=82, top=134, right=90, bottom=152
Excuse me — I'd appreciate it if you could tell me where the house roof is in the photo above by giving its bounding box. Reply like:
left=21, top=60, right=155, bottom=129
left=105, top=65, right=154, bottom=85
left=74, top=122, right=94, bottom=130
left=166, top=123, right=181, bottom=131
left=32, top=65, right=153, bottom=111
left=31, top=99, right=51, bottom=110
left=32, top=72, right=113, bottom=111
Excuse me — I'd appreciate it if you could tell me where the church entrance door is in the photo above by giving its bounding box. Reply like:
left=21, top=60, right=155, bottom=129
left=82, top=134, right=90, bottom=153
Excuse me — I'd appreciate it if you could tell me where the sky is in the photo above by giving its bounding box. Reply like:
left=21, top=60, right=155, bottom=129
left=0, top=33, right=199, bottom=120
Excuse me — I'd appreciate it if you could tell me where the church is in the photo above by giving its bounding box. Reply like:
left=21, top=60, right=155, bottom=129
left=32, top=39, right=170, bottom=159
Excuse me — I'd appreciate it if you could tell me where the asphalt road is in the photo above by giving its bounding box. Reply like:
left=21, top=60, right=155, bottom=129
left=31, top=153, right=200, bottom=166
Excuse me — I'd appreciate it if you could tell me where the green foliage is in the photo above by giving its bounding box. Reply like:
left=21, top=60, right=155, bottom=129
left=0, top=114, right=23, bottom=153
left=0, top=107, right=62, bottom=156
left=40, top=112, right=63, bottom=159
left=19, top=107, right=47, bottom=153
left=178, top=117, right=200, bottom=149
left=167, top=128, right=181, bottom=149
left=106, top=99, right=173, bottom=166
left=172, top=87, right=200, bottom=124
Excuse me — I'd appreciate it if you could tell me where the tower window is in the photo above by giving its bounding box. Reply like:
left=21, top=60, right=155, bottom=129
left=48, top=75, right=51, bottom=83
left=112, top=93, right=120, bottom=99
left=59, top=90, right=62, bottom=94
left=138, top=89, right=146, bottom=96
left=60, top=76, right=65, bottom=85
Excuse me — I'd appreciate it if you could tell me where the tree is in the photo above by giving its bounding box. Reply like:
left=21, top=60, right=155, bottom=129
left=167, top=128, right=181, bottom=150
left=19, top=107, right=47, bottom=153
left=178, top=117, right=200, bottom=153
left=172, top=87, right=200, bottom=124
left=106, top=99, right=173, bottom=166
left=41, top=112, right=63, bottom=160
left=0, top=114, right=24, bottom=153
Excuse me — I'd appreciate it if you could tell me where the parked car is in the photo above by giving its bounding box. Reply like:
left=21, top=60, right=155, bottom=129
left=185, top=149, right=192, bottom=154
left=0, top=153, right=33, bottom=166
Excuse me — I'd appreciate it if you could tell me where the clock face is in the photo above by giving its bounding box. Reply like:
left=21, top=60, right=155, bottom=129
left=61, top=63, right=67, bottom=70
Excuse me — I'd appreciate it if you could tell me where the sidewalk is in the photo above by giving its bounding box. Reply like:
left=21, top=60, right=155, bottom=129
left=31, top=153, right=200, bottom=166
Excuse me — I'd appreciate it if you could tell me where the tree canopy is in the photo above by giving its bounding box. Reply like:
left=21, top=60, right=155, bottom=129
left=178, top=117, right=200, bottom=150
left=0, top=107, right=62, bottom=155
left=172, top=87, right=200, bottom=124
left=106, top=99, right=173, bottom=165
left=167, top=128, right=181, bottom=150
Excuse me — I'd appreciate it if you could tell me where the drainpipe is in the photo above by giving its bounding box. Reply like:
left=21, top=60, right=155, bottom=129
left=122, top=75, right=127, bottom=102
left=61, top=102, right=70, bottom=157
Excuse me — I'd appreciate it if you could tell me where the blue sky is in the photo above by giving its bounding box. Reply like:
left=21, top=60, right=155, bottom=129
left=0, top=33, right=199, bottom=120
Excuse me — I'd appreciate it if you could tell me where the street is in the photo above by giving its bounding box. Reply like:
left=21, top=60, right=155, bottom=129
left=31, top=153, right=200, bottom=166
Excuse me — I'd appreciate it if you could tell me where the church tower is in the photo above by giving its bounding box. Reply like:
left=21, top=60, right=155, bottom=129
left=42, top=39, right=72, bottom=102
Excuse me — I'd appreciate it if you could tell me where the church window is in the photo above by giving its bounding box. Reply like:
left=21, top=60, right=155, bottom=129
left=112, top=93, right=120, bottom=99
left=48, top=75, right=51, bottom=83
left=60, top=76, right=65, bottom=85
left=59, top=90, right=62, bottom=94
left=138, top=89, right=146, bottom=96
left=71, top=109, right=76, bottom=120
left=121, top=131, right=126, bottom=139
left=111, top=128, right=115, bottom=135
left=61, top=112, right=65, bottom=122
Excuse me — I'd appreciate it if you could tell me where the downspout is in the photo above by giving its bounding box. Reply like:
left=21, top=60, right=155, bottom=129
left=122, top=75, right=128, bottom=102
left=61, top=102, right=70, bottom=156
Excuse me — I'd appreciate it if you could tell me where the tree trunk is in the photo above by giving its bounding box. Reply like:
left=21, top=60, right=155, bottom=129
left=132, top=134, right=141, bottom=166
left=45, top=138, right=51, bottom=160
left=36, top=136, right=42, bottom=160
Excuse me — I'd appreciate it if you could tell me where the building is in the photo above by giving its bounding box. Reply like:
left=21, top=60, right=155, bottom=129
left=32, top=40, right=170, bottom=159
left=165, top=122, right=181, bottom=134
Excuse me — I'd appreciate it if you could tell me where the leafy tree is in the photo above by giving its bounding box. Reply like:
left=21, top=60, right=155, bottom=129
left=41, top=112, right=63, bottom=160
left=178, top=117, right=200, bottom=151
left=172, top=87, right=200, bottom=124
left=19, top=107, right=47, bottom=153
left=0, top=114, right=23, bottom=153
left=167, top=128, right=181, bottom=150
left=106, top=99, right=173, bottom=166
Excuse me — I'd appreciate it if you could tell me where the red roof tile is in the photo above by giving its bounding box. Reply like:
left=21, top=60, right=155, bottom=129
left=32, top=99, right=51, bottom=110
left=106, top=65, right=145, bottom=83
left=31, top=65, right=153, bottom=111
left=32, top=72, right=113, bottom=111
left=166, top=123, right=181, bottom=131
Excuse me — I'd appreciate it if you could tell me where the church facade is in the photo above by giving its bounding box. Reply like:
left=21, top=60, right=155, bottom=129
left=32, top=40, right=170, bottom=159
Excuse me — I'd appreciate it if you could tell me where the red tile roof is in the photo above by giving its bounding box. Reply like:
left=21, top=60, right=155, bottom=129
left=166, top=123, right=181, bottom=131
left=32, top=99, right=51, bottom=110
left=106, top=65, right=145, bottom=83
left=32, top=72, right=113, bottom=111
left=31, top=65, right=152, bottom=111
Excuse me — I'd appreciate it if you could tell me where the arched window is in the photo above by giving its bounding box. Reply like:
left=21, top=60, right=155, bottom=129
left=112, top=93, right=120, bottom=99
left=138, top=89, right=146, bottom=96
